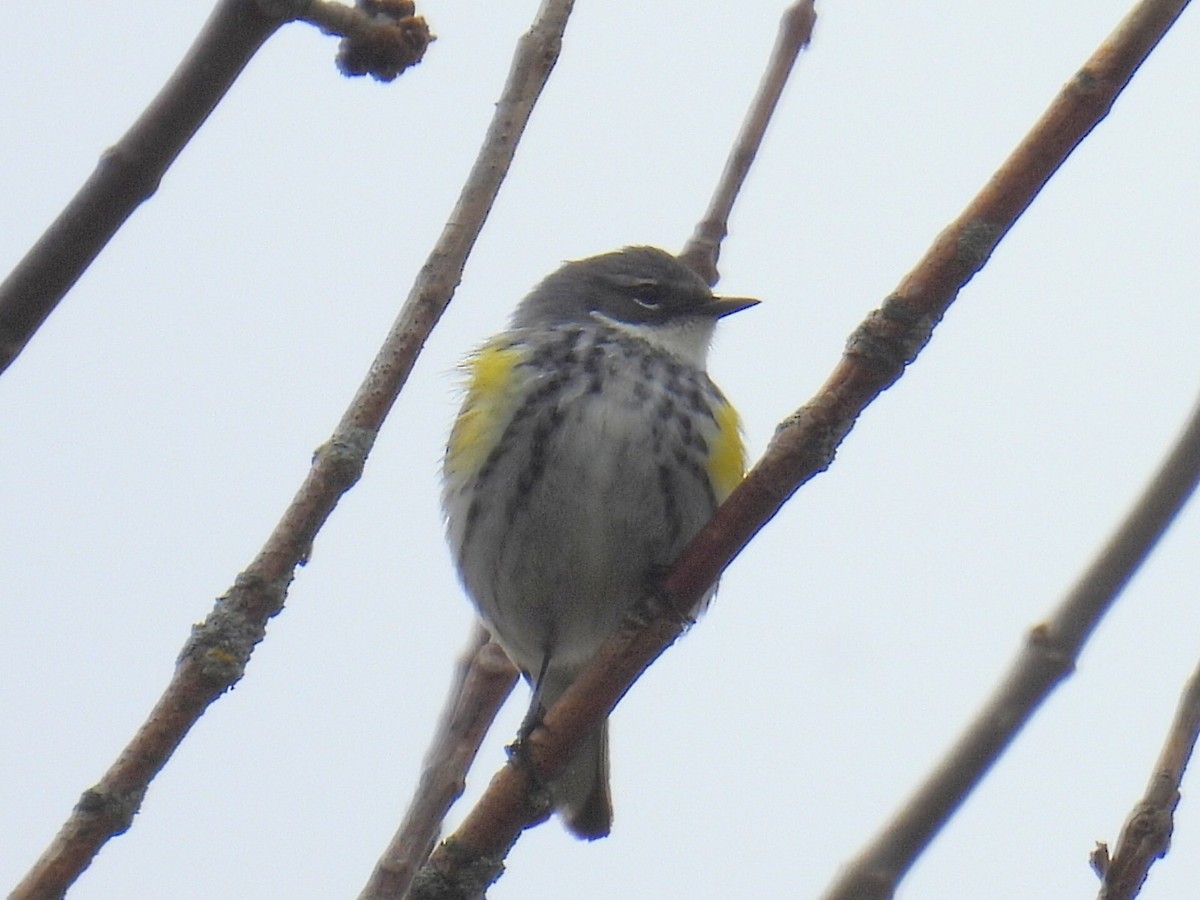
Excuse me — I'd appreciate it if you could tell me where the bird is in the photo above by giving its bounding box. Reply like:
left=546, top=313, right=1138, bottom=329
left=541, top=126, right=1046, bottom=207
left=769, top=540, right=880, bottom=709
left=441, top=245, right=756, bottom=839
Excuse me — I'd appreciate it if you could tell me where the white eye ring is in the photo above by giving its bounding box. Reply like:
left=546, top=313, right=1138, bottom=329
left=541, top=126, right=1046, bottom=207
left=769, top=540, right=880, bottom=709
left=632, top=296, right=661, bottom=310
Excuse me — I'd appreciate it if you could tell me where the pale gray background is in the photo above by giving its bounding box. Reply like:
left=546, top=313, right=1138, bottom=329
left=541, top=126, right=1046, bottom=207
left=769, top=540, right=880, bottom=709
left=3, top=2, right=1199, bottom=898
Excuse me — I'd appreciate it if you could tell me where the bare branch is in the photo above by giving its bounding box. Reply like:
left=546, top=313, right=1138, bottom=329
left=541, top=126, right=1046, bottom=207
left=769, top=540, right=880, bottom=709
left=827, top=386, right=1200, bottom=899
left=415, top=0, right=1191, bottom=894
left=0, top=0, right=434, bottom=377
left=814, top=6, right=1196, bottom=895
left=357, top=625, right=517, bottom=900
left=0, top=0, right=284, bottom=376
left=1094, top=658, right=1200, bottom=899
left=8, top=0, right=571, bottom=895
left=679, top=0, right=816, bottom=285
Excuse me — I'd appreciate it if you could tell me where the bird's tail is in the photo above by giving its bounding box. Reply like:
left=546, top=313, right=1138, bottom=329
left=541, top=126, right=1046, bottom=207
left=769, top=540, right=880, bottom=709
left=533, top=668, right=613, bottom=840
left=554, top=718, right=611, bottom=840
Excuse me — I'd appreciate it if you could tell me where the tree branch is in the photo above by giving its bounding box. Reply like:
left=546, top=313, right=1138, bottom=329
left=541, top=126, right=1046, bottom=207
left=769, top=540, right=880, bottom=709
left=816, top=5, right=1196, bottom=893
left=827, top=386, right=1200, bottom=899
left=0, top=0, right=283, bottom=376
left=8, top=0, right=570, bottom=895
left=414, top=0, right=1192, bottom=896
left=0, top=0, right=433, bottom=377
left=1094, top=656, right=1200, bottom=899
left=357, top=625, right=518, bottom=900
left=679, top=0, right=816, bottom=285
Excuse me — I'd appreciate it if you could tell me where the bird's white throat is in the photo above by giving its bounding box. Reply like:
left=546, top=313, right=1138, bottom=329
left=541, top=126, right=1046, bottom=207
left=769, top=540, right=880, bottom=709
left=590, top=312, right=716, bottom=369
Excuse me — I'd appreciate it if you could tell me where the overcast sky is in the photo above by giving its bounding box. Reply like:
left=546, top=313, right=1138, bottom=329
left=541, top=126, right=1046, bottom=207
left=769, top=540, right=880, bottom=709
left=3, top=2, right=1199, bottom=898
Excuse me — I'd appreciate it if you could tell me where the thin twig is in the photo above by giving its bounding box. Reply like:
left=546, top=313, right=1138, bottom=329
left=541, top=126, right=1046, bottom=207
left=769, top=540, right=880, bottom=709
left=679, top=0, right=816, bottom=285
left=415, top=0, right=1191, bottom=895
left=1094, top=657, right=1200, bottom=900
left=8, top=0, right=570, bottom=895
left=357, top=625, right=518, bottom=900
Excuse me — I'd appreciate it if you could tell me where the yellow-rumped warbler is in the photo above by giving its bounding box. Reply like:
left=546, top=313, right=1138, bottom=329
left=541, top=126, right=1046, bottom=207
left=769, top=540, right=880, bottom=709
left=442, top=246, right=756, bottom=839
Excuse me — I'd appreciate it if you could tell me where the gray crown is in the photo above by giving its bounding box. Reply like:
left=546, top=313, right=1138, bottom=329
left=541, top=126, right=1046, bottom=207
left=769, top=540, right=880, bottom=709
left=511, top=246, right=755, bottom=329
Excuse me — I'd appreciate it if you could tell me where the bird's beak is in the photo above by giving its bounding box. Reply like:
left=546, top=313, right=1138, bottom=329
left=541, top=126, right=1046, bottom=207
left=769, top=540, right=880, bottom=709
left=707, top=295, right=760, bottom=318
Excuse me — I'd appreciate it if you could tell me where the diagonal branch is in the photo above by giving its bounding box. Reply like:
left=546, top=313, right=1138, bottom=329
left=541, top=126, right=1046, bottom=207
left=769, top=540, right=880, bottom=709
left=680, top=0, right=816, bottom=285
left=0, top=0, right=433, bottom=376
left=414, top=0, right=1192, bottom=896
left=8, top=2, right=572, bottom=897
left=1094, top=655, right=1200, bottom=900
left=0, top=0, right=283, bottom=376
left=827, top=389, right=1200, bottom=900
left=818, top=3, right=1195, bottom=896
left=357, top=625, right=518, bottom=900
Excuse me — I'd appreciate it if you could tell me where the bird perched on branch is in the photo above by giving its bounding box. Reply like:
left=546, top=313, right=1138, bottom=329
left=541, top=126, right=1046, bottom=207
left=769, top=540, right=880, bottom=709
left=442, top=246, right=756, bottom=838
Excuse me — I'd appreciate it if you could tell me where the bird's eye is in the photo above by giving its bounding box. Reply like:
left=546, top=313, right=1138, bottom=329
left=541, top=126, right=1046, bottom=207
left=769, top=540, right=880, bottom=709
left=628, top=281, right=666, bottom=310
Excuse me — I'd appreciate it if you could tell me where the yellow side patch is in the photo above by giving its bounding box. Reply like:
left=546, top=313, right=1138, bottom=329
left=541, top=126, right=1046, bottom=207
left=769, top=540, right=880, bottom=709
left=446, top=341, right=527, bottom=480
left=707, top=400, right=747, bottom=503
